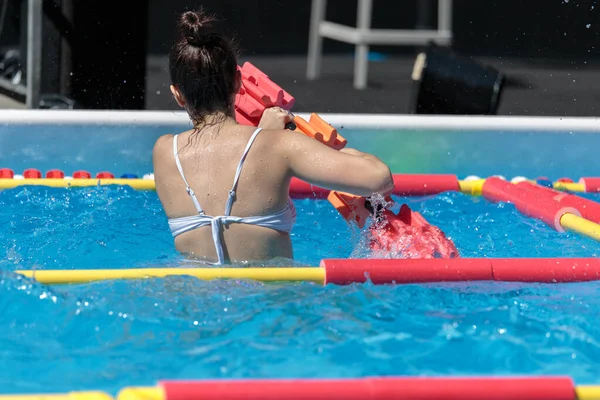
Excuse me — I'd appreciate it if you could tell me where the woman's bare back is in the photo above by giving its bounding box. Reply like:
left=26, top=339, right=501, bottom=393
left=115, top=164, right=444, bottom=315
left=153, top=122, right=294, bottom=263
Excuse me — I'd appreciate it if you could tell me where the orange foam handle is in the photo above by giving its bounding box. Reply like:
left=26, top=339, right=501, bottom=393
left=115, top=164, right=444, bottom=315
left=294, top=113, right=347, bottom=150
left=327, top=191, right=370, bottom=229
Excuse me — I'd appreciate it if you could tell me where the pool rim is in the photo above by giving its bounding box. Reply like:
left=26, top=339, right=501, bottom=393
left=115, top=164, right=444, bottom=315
left=1, top=110, right=600, bottom=132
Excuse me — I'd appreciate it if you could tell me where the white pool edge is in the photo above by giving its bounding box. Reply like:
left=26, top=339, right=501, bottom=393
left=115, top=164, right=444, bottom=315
left=1, top=109, right=600, bottom=132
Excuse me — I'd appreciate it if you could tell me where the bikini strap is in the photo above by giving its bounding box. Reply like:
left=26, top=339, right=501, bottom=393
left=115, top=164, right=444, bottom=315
left=173, top=134, right=204, bottom=214
left=224, top=127, right=263, bottom=216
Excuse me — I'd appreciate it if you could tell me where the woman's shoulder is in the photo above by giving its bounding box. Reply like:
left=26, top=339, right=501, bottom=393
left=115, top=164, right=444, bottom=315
left=153, top=133, right=175, bottom=149
left=152, top=134, right=175, bottom=160
left=153, top=128, right=193, bottom=154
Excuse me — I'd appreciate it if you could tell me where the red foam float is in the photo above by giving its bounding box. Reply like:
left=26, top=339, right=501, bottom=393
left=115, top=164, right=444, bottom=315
left=369, top=205, right=460, bottom=259
left=289, top=177, right=329, bottom=199
left=518, top=181, right=600, bottom=224
left=73, top=170, right=91, bottom=179
left=96, top=171, right=115, bottom=179
left=23, top=168, right=42, bottom=179
left=46, top=169, right=65, bottom=179
left=0, top=168, right=14, bottom=178
left=320, top=258, right=600, bottom=284
left=580, top=177, right=600, bottom=192
left=482, top=177, right=580, bottom=231
left=160, top=377, right=575, bottom=400
left=288, top=175, right=462, bottom=199
left=320, top=258, right=492, bottom=285
left=492, top=258, right=600, bottom=283
left=393, top=174, right=460, bottom=196
left=234, top=62, right=295, bottom=126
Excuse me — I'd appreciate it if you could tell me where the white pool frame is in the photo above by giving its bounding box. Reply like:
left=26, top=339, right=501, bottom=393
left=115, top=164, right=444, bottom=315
left=1, top=110, right=600, bottom=132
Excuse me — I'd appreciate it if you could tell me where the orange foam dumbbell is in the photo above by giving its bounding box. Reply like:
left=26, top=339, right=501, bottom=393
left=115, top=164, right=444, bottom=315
left=293, top=113, right=347, bottom=150
left=327, top=191, right=371, bottom=229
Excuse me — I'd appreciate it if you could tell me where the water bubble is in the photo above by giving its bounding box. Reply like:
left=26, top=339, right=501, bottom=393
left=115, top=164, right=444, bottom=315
left=587, top=24, right=592, bottom=28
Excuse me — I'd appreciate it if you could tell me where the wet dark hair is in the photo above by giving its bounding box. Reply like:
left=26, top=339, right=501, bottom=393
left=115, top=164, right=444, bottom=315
left=169, top=9, right=239, bottom=125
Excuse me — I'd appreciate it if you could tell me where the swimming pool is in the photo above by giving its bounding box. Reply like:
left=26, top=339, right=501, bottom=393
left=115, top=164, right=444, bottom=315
left=1, top=111, right=600, bottom=396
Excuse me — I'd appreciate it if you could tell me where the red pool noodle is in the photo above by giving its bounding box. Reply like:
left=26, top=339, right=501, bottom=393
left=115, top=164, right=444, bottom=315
left=580, top=177, right=600, bottom=192
left=289, top=174, right=460, bottom=199
left=482, top=177, right=581, bottom=231
left=393, top=174, right=460, bottom=196
left=492, top=258, right=600, bottom=283
left=160, top=377, right=575, bottom=400
left=320, top=258, right=492, bottom=285
left=289, top=177, right=329, bottom=199
left=517, top=181, right=600, bottom=224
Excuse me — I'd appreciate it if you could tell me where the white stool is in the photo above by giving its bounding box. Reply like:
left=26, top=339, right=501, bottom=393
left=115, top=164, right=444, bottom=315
left=306, top=0, right=453, bottom=90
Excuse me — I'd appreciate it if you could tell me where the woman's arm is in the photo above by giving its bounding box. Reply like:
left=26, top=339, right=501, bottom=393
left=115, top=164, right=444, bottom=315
left=281, top=129, right=394, bottom=197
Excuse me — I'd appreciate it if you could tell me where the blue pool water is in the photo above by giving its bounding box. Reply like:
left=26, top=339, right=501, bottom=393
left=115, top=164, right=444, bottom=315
left=2, top=185, right=600, bottom=394
left=2, top=123, right=600, bottom=180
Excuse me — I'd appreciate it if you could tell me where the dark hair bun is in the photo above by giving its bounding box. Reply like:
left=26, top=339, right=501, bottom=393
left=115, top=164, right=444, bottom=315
left=178, top=10, right=220, bottom=48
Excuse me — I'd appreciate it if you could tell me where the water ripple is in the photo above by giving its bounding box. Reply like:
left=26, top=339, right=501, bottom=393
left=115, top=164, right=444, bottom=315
left=0, top=188, right=600, bottom=393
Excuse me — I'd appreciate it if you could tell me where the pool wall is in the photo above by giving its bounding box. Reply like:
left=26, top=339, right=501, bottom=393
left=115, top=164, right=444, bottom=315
left=1, top=110, right=599, bottom=180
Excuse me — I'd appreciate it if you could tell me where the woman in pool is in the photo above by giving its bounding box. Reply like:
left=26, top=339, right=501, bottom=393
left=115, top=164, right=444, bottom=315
left=153, top=9, right=394, bottom=265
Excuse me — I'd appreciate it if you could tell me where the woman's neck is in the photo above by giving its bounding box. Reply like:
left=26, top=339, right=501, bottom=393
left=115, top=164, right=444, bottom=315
left=192, top=111, right=237, bottom=130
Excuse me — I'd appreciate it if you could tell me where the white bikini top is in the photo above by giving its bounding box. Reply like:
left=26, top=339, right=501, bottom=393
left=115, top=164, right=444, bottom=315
left=167, top=127, right=297, bottom=264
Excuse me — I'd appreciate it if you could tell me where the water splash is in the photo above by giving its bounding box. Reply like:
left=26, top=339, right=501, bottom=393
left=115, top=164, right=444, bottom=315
left=368, top=206, right=460, bottom=259
left=0, top=189, right=600, bottom=393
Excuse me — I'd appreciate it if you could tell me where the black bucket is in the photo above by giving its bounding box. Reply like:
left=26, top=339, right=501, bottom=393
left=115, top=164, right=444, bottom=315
left=409, top=44, right=505, bottom=115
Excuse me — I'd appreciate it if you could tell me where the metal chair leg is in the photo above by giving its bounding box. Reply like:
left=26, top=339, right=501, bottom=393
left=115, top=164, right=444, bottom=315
left=354, top=0, right=373, bottom=90
left=307, top=0, right=327, bottom=80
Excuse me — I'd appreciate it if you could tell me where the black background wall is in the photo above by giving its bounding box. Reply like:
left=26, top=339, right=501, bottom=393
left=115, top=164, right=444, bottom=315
left=5, top=1, right=600, bottom=60
left=148, top=0, right=600, bottom=60
left=2, top=0, right=599, bottom=111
